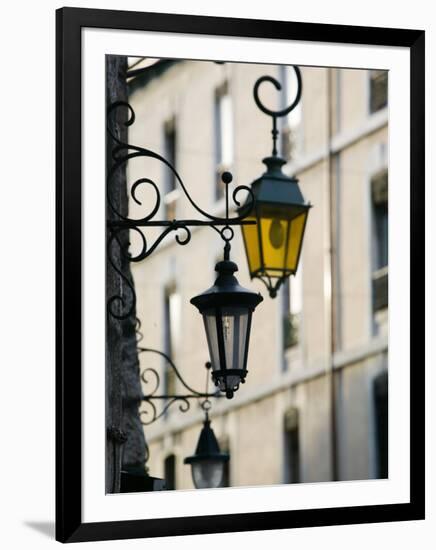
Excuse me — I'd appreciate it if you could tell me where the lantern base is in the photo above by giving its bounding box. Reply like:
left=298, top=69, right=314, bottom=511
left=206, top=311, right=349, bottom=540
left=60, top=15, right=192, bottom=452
left=211, top=369, right=248, bottom=399
left=250, top=271, right=289, bottom=299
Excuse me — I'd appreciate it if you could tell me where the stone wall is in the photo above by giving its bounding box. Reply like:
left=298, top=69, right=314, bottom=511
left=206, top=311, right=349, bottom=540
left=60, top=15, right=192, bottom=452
left=106, top=55, right=147, bottom=493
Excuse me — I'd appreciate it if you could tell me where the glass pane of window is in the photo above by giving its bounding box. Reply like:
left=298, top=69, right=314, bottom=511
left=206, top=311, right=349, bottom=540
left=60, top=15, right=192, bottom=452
left=279, top=65, right=303, bottom=159
left=164, top=454, right=176, bottom=490
left=163, top=119, right=177, bottom=220
left=284, top=408, right=300, bottom=483
left=164, top=286, right=181, bottom=396
left=219, top=438, right=231, bottom=487
left=371, top=170, right=388, bottom=270
left=168, top=291, right=181, bottom=354
left=163, top=119, right=177, bottom=193
left=219, top=94, right=233, bottom=166
left=373, top=372, right=388, bottom=478
left=369, top=70, right=388, bottom=114
left=374, top=203, right=388, bottom=269
left=214, top=83, right=233, bottom=199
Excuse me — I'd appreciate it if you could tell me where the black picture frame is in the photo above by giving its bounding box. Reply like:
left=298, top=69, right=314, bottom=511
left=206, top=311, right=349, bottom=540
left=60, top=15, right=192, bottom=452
left=56, top=6, right=425, bottom=543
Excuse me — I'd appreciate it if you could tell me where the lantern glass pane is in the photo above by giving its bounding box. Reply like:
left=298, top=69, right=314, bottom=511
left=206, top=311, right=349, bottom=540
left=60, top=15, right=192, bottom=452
left=203, top=312, right=220, bottom=371
left=221, top=307, right=249, bottom=372
left=213, top=307, right=249, bottom=393
left=201, top=307, right=251, bottom=393
left=191, top=459, right=224, bottom=489
left=241, top=216, right=261, bottom=274
left=285, top=211, right=307, bottom=271
left=259, top=214, right=289, bottom=273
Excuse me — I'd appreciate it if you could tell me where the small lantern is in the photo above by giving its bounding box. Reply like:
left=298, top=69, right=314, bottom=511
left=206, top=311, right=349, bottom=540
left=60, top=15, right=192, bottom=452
left=240, top=156, right=311, bottom=297
left=184, top=414, right=229, bottom=489
left=190, top=259, right=263, bottom=398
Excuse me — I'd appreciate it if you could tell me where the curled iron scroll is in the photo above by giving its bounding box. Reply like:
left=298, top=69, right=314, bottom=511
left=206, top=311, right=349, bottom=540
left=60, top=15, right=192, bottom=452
left=106, top=100, right=256, bottom=322
left=106, top=102, right=254, bottom=225
left=106, top=230, right=137, bottom=320
left=253, top=66, right=302, bottom=119
left=137, top=347, right=221, bottom=425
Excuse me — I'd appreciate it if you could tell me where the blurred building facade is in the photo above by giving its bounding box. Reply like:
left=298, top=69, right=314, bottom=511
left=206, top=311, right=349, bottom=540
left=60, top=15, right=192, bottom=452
left=126, top=58, right=389, bottom=489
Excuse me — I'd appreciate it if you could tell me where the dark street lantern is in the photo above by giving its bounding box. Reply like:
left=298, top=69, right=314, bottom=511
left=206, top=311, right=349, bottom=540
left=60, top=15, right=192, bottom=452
left=190, top=259, right=263, bottom=399
left=184, top=414, right=229, bottom=489
left=240, top=68, right=312, bottom=298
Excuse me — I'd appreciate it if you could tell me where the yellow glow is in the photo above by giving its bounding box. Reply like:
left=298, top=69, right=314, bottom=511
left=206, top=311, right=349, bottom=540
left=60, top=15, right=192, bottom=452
left=269, top=218, right=285, bottom=249
left=241, top=217, right=261, bottom=273
left=241, top=210, right=307, bottom=278
left=260, top=217, right=287, bottom=270
left=286, top=212, right=307, bottom=271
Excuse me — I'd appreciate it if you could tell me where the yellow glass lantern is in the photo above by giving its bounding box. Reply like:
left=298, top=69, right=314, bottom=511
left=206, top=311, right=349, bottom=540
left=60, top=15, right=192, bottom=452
left=239, top=69, right=311, bottom=298
left=240, top=156, right=310, bottom=297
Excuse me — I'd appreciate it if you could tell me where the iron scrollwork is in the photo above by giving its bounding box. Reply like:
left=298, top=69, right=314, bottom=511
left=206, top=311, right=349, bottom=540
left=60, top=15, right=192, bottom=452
left=134, top=319, right=220, bottom=427
left=138, top=350, right=220, bottom=426
left=106, top=101, right=255, bottom=320
left=253, top=66, right=302, bottom=157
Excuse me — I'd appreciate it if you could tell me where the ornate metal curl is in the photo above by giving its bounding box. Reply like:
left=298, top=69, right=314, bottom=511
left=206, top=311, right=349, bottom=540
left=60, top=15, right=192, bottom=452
left=137, top=346, right=220, bottom=426
left=255, top=272, right=289, bottom=299
left=106, top=101, right=256, bottom=320
left=107, top=230, right=137, bottom=320
left=253, top=66, right=302, bottom=156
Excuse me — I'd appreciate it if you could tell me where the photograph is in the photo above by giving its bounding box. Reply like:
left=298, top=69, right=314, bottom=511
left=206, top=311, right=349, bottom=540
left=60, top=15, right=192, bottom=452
left=106, top=56, right=389, bottom=493
left=55, top=7, right=424, bottom=543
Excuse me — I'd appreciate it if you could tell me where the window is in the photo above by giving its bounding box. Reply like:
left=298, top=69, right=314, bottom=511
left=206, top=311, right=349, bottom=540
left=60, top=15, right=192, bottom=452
left=163, top=284, right=181, bottom=397
left=371, top=169, right=388, bottom=311
left=282, top=268, right=302, bottom=354
left=373, top=371, right=388, bottom=478
left=369, top=70, right=388, bottom=114
left=219, top=437, right=230, bottom=487
left=283, top=408, right=300, bottom=483
left=163, top=118, right=178, bottom=219
left=164, top=454, right=176, bottom=490
left=333, top=68, right=342, bottom=135
left=279, top=65, right=303, bottom=160
left=214, top=82, right=234, bottom=199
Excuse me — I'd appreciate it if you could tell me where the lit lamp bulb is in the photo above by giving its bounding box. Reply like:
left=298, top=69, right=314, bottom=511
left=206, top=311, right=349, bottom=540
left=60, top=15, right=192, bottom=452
left=223, top=316, right=231, bottom=341
left=269, top=218, right=285, bottom=249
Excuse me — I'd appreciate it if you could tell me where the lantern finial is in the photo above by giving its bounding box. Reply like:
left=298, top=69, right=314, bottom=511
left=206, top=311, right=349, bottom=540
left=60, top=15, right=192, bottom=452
left=253, top=67, right=302, bottom=157
left=238, top=68, right=311, bottom=298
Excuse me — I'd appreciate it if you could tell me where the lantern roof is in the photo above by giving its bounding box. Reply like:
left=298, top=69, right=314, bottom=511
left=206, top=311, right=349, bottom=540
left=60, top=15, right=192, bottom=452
left=190, top=260, right=263, bottom=311
left=184, top=416, right=229, bottom=465
left=245, top=156, right=310, bottom=212
left=238, top=154, right=312, bottom=299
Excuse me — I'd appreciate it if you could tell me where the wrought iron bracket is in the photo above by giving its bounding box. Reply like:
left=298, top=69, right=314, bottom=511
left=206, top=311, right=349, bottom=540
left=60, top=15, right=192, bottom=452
left=106, top=101, right=256, bottom=320
left=138, top=346, right=221, bottom=426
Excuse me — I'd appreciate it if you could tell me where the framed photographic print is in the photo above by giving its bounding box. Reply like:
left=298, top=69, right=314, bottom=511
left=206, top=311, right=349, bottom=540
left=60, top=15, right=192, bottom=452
left=56, top=7, right=425, bottom=543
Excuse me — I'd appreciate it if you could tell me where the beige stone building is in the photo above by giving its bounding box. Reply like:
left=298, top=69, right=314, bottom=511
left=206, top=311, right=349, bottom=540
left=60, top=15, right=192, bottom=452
left=126, top=58, right=389, bottom=490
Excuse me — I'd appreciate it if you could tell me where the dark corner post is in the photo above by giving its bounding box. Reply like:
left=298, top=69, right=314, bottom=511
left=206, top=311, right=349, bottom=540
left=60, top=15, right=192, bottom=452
left=106, top=55, right=147, bottom=493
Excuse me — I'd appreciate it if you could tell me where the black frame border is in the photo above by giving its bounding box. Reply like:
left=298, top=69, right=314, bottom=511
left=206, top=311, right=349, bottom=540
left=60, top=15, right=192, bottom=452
left=56, top=7, right=425, bottom=543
